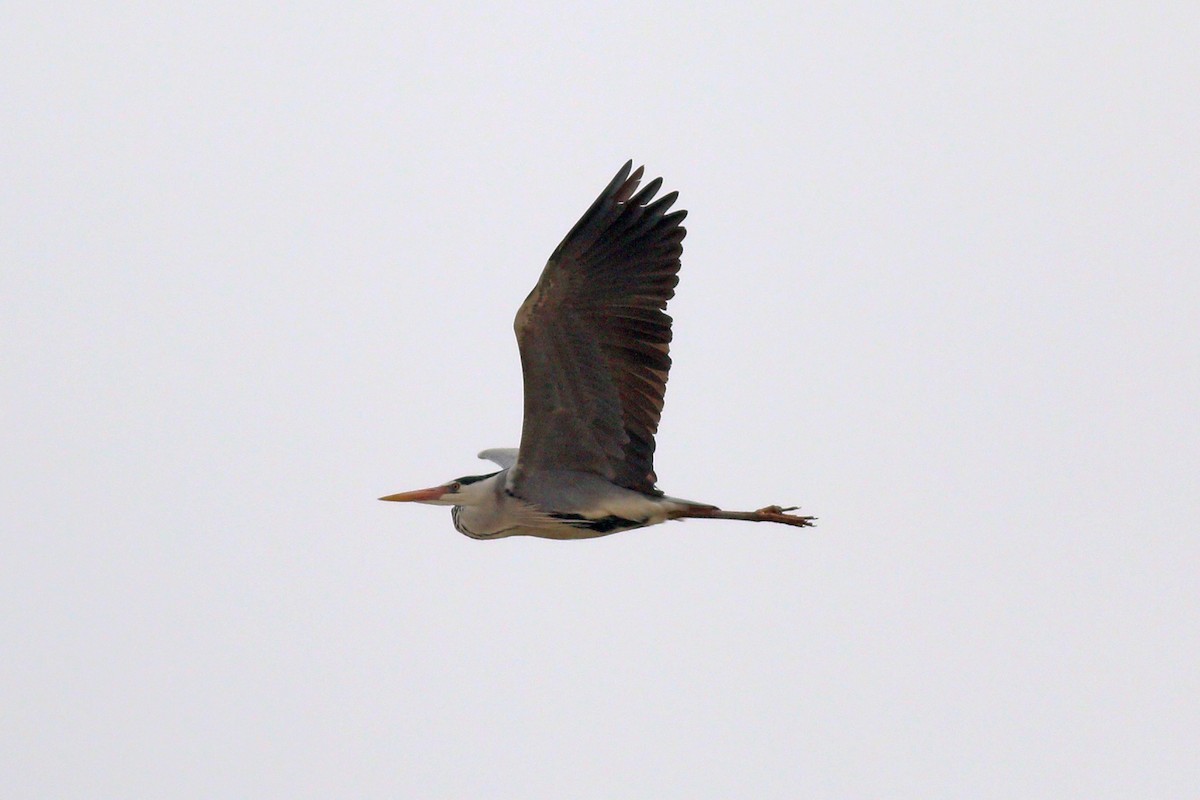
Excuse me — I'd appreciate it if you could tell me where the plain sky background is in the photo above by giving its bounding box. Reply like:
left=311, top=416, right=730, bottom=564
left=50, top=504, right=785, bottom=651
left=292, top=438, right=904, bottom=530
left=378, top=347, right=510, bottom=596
left=3, top=3, right=1197, bottom=797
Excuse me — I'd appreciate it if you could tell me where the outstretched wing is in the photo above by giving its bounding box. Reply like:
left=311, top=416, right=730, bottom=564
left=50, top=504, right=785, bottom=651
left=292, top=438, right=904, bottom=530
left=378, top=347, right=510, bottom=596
left=478, top=448, right=519, bottom=469
left=511, top=161, right=686, bottom=494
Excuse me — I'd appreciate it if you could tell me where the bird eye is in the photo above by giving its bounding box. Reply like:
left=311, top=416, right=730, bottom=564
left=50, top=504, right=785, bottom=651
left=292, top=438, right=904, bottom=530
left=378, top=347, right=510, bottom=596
left=449, top=482, right=462, bottom=492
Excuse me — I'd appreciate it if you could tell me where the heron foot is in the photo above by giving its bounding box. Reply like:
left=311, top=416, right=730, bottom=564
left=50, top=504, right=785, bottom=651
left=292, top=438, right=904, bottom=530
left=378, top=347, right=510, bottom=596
left=674, top=503, right=816, bottom=528
left=754, top=505, right=817, bottom=527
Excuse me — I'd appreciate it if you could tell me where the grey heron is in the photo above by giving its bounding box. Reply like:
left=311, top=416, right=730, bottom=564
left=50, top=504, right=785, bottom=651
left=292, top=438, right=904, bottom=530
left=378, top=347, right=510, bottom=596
left=381, top=162, right=815, bottom=539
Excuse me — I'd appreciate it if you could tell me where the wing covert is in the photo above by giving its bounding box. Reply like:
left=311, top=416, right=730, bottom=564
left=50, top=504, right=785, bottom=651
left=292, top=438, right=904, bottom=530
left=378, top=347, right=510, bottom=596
left=512, top=162, right=686, bottom=494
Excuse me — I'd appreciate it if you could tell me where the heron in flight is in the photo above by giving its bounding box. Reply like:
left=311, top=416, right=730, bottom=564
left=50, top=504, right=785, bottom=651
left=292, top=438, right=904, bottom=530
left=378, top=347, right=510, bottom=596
left=381, top=162, right=814, bottom=539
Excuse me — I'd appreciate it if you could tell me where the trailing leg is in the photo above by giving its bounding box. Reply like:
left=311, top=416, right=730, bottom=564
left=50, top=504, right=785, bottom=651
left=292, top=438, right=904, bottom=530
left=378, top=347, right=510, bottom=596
left=672, top=504, right=816, bottom=528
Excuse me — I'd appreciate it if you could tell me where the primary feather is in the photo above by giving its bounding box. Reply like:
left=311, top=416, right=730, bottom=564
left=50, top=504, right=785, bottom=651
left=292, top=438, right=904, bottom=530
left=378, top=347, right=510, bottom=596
left=511, top=161, right=686, bottom=495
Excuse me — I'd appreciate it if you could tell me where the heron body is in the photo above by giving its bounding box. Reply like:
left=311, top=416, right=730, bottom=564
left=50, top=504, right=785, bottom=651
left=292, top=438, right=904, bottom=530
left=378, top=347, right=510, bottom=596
left=382, top=162, right=814, bottom=539
left=438, top=464, right=696, bottom=540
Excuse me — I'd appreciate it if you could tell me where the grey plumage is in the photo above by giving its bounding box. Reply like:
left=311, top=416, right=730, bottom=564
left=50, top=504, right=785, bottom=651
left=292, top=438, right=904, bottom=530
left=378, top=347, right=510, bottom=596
left=380, top=162, right=815, bottom=538
left=512, top=161, right=684, bottom=494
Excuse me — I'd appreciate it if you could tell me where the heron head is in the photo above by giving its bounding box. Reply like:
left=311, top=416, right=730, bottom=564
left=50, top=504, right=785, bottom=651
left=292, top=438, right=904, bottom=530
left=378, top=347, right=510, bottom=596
left=379, top=472, right=499, bottom=507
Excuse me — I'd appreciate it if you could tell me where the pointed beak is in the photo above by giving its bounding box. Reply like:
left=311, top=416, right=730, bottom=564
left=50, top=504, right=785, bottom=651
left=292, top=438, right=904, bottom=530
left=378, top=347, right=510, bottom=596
left=379, top=485, right=450, bottom=503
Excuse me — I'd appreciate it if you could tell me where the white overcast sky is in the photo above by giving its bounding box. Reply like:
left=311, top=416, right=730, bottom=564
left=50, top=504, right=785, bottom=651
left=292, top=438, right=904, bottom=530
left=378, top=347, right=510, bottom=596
left=3, top=3, right=1197, bottom=797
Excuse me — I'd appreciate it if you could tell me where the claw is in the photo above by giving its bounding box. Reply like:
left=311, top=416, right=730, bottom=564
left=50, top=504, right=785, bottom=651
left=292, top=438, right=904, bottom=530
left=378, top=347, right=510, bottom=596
left=752, top=504, right=816, bottom=527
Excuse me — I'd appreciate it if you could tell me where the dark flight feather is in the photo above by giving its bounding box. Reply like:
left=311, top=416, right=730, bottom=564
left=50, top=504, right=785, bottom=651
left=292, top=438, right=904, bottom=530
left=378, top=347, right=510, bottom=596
left=512, top=161, right=687, bottom=493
